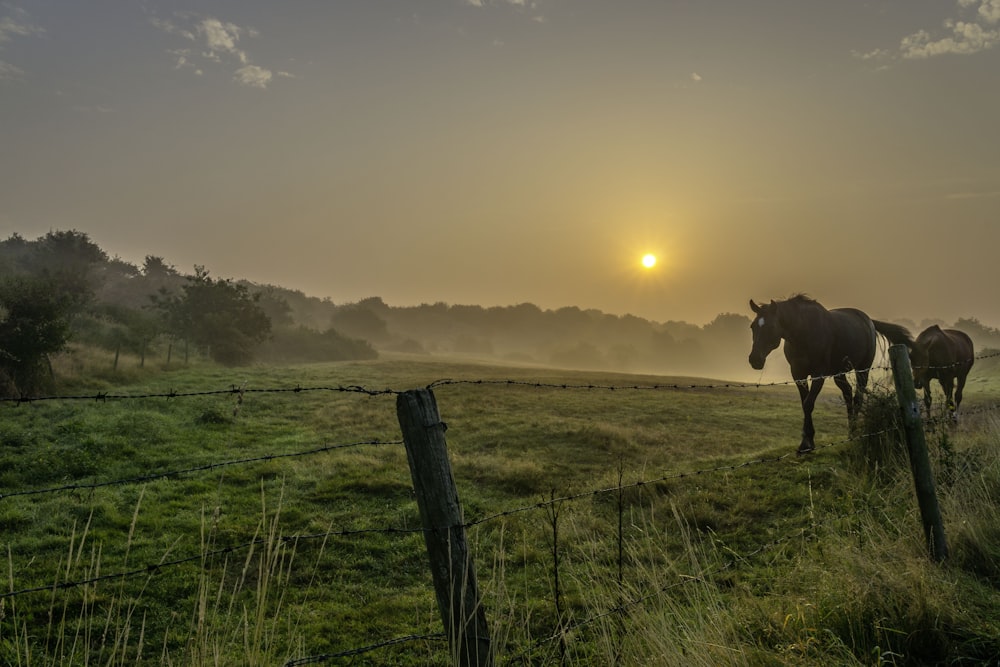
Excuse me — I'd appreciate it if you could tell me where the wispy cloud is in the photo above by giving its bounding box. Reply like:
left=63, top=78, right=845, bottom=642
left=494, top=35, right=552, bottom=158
left=234, top=64, right=270, bottom=89
left=0, top=7, right=42, bottom=44
left=946, top=189, right=1000, bottom=200
left=0, top=5, right=44, bottom=82
left=0, top=59, right=23, bottom=80
left=198, top=18, right=252, bottom=65
left=861, top=0, right=1000, bottom=62
left=151, top=13, right=287, bottom=89
left=73, top=104, right=116, bottom=114
left=463, top=0, right=545, bottom=20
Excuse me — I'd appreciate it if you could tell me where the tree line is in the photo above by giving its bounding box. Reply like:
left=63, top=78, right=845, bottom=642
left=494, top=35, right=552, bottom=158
left=4, top=230, right=999, bottom=395
left=0, top=230, right=375, bottom=395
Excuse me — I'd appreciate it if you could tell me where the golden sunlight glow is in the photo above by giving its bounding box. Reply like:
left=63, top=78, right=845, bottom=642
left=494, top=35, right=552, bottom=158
left=641, top=253, right=657, bottom=269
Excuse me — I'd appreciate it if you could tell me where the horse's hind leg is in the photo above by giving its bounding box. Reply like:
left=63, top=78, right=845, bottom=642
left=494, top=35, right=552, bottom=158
left=941, top=376, right=957, bottom=422
left=955, top=372, right=968, bottom=415
left=833, top=372, right=855, bottom=420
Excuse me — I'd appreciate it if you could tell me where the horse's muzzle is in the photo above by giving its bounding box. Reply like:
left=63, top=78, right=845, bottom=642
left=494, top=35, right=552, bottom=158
left=748, top=353, right=765, bottom=370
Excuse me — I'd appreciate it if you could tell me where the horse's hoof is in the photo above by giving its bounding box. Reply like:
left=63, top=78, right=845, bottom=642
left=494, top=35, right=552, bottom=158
left=797, top=443, right=815, bottom=455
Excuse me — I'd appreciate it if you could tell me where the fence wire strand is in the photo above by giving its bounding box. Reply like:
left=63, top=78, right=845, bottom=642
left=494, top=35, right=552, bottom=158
left=0, top=438, right=403, bottom=502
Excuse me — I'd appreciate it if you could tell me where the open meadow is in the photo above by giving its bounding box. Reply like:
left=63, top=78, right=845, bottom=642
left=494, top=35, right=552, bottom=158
left=1, top=347, right=999, bottom=665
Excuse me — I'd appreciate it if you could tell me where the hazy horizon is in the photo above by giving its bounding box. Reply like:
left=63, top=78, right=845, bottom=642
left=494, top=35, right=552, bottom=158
left=2, top=1, right=999, bottom=328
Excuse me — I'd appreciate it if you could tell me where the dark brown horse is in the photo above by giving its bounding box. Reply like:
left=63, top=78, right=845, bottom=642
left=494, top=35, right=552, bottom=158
left=748, top=295, right=912, bottom=454
left=910, top=325, right=974, bottom=420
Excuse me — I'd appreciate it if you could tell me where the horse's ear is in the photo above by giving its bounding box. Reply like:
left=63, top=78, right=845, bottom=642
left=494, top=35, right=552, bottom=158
left=749, top=299, right=761, bottom=314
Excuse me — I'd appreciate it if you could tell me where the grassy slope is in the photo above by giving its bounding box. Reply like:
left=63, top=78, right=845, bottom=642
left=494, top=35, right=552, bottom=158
left=0, top=347, right=997, bottom=665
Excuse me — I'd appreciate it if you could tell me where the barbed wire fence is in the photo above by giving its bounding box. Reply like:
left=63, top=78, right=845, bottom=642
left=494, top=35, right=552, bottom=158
left=0, top=350, right=995, bottom=664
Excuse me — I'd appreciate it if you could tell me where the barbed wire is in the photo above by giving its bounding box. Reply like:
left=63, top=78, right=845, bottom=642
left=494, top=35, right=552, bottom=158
left=0, top=520, right=426, bottom=602
left=912, top=349, right=1000, bottom=371
left=923, top=400, right=1000, bottom=423
left=283, top=632, right=447, bottom=666
left=0, top=383, right=398, bottom=405
left=426, top=371, right=890, bottom=392
left=0, top=538, right=261, bottom=601
left=428, top=350, right=1000, bottom=393
left=5, top=351, right=997, bottom=405
left=0, top=438, right=402, bottom=502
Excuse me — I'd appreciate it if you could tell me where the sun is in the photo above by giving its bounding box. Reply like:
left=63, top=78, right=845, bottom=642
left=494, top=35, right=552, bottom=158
left=641, top=253, right=657, bottom=269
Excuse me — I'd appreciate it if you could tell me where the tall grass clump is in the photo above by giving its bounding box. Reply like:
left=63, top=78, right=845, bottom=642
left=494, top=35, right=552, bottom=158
left=575, top=503, right=748, bottom=666
left=846, top=382, right=908, bottom=481
left=0, top=487, right=312, bottom=666
left=747, top=390, right=1000, bottom=664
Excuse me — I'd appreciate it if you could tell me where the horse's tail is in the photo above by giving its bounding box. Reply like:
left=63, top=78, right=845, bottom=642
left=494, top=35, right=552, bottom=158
left=873, top=320, right=913, bottom=348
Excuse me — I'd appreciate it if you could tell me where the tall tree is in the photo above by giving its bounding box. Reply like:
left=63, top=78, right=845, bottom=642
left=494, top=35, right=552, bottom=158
left=0, top=231, right=106, bottom=393
left=152, top=267, right=272, bottom=366
left=0, top=274, right=76, bottom=394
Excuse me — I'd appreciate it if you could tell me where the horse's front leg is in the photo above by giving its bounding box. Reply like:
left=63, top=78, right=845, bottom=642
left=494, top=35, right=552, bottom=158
left=796, top=376, right=825, bottom=454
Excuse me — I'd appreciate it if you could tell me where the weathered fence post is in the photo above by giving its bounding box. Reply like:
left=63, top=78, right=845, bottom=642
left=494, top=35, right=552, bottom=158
left=396, top=388, right=493, bottom=667
left=888, top=344, right=949, bottom=562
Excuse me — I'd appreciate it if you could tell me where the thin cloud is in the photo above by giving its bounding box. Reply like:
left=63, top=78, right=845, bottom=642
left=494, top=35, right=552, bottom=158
left=0, top=5, right=44, bottom=83
left=851, top=47, right=890, bottom=60
left=73, top=104, right=116, bottom=114
left=198, top=18, right=250, bottom=65
left=167, top=48, right=203, bottom=76
left=234, top=64, right=271, bottom=89
left=946, top=189, right=1000, bottom=200
left=462, top=0, right=544, bottom=16
left=690, top=72, right=702, bottom=82
left=0, top=60, right=23, bottom=80
left=0, top=7, right=43, bottom=44
left=151, top=13, right=283, bottom=89
left=148, top=17, right=194, bottom=42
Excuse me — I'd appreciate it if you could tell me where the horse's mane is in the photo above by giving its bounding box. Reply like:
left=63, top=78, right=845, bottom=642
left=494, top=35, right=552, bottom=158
left=785, top=293, right=822, bottom=308
left=780, top=293, right=830, bottom=330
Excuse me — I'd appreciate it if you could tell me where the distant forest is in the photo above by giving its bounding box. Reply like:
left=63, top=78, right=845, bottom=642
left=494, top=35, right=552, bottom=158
left=3, top=230, right=1000, bottom=393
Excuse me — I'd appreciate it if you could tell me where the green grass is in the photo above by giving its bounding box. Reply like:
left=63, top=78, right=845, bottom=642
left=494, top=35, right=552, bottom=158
left=0, top=346, right=997, bottom=664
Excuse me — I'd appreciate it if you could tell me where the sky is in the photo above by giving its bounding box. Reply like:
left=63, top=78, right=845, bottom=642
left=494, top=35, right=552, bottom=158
left=1, top=0, right=999, bottom=327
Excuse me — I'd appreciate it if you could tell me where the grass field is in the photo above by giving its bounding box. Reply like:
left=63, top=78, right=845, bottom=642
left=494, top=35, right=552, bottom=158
left=0, top=347, right=998, bottom=665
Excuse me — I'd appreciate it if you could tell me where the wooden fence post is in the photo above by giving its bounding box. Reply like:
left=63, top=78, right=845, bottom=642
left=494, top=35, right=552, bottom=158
left=888, top=344, right=949, bottom=562
left=396, top=388, right=493, bottom=667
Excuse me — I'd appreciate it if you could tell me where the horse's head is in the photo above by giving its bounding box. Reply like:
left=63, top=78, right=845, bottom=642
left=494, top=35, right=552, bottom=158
left=748, top=299, right=783, bottom=370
